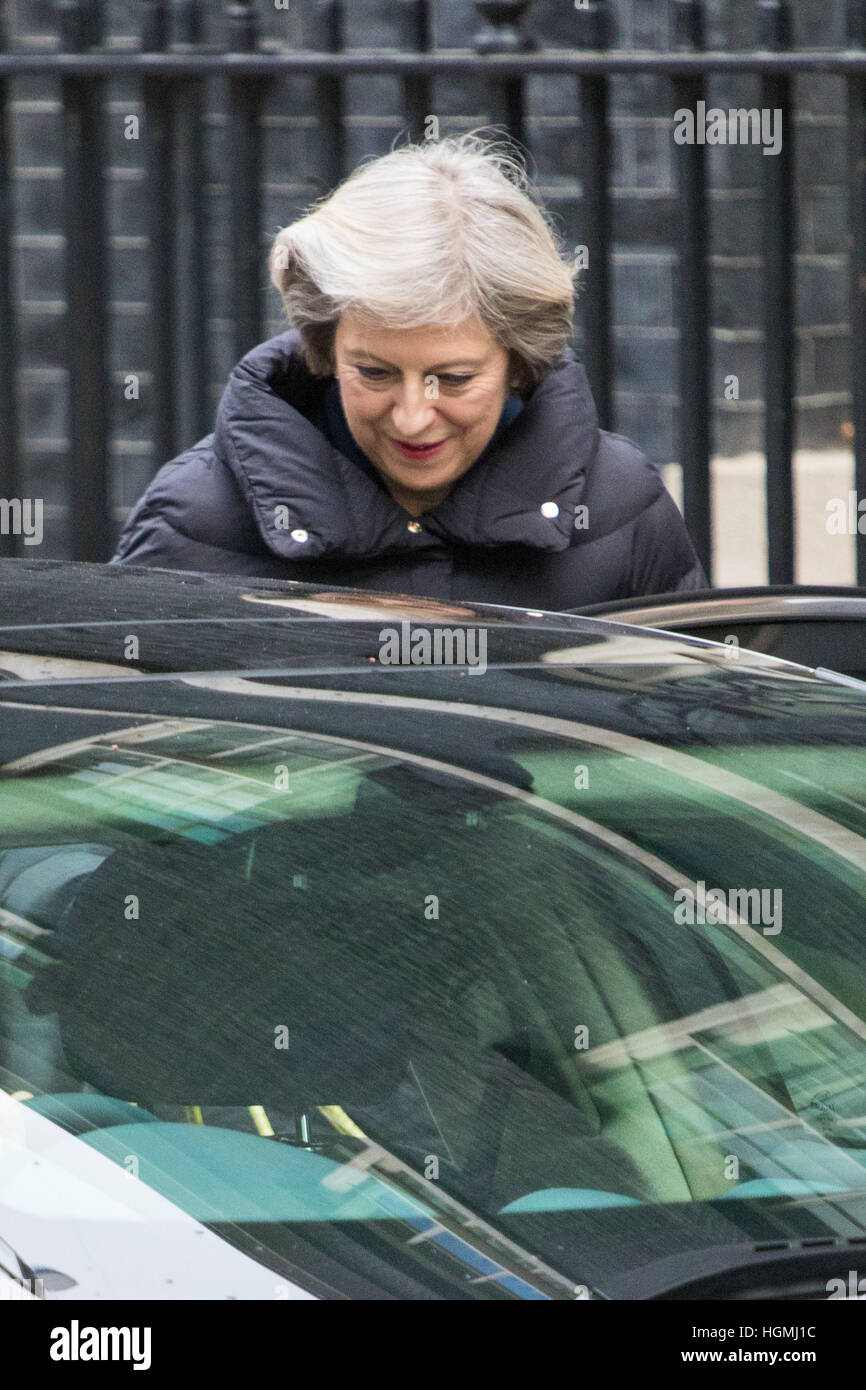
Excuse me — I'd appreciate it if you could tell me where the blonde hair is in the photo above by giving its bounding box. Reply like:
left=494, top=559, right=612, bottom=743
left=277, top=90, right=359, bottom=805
left=269, top=133, right=577, bottom=394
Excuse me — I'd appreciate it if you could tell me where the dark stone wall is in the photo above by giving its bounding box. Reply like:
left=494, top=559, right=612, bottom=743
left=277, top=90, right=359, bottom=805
left=5, top=0, right=853, bottom=555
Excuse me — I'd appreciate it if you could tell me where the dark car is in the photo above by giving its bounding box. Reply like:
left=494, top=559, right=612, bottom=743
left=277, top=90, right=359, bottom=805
left=1, top=559, right=866, bottom=1301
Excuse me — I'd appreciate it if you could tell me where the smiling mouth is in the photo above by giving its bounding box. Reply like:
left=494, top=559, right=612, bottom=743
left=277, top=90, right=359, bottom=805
left=389, top=438, right=447, bottom=459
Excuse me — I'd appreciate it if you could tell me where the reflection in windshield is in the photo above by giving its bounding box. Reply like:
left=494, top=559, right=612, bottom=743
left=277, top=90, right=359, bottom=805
left=2, top=714, right=866, bottom=1298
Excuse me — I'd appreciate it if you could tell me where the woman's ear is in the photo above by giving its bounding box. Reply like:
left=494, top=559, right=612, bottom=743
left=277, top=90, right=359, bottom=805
left=506, top=351, right=527, bottom=397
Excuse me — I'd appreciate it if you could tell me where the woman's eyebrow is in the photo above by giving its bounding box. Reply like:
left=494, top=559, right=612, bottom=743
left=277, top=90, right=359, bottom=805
left=428, top=359, right=485, bottom=372
left=346, top=349, right=486, bottom=371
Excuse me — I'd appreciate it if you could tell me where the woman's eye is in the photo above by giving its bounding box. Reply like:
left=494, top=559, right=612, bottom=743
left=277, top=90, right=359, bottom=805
left=353, top=366, right=474, bottom=386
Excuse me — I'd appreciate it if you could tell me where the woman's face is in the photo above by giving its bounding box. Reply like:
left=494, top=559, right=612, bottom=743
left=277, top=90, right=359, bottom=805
left=332, top=312, right=513, bottom=515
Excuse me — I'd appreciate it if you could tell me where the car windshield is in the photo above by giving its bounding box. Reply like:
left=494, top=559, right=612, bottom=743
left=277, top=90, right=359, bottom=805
left=2, top=703, right=866, bottom=1299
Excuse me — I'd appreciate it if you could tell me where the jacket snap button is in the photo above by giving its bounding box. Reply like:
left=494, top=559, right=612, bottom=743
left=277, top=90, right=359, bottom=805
left=291, top=528, right=309, bottom=542
left=540, top=501, right=559, bottom=518
left=407, top=520, right=422, bottom=533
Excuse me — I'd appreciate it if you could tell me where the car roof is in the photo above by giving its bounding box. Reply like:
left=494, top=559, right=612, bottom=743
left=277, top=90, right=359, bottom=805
left=2, top=561, right=866, bottom=796
left=0, top=558, right=697, bottom=641
left=0, top=558, right=833, bottom=679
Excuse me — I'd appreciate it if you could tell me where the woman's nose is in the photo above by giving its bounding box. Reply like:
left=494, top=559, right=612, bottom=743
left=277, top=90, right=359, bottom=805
left=390, top=381, right=438, bottom=437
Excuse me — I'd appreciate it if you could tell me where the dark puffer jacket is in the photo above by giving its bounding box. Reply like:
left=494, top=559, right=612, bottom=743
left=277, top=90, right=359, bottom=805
left=112, top=329, right=706, bottom=607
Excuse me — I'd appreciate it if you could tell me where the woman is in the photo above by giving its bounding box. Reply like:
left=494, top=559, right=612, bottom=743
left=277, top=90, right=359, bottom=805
left=113, top=135, right=705, bottom=607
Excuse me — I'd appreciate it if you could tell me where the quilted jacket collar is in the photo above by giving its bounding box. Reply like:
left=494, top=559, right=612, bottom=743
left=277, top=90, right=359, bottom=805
left=214, top=330, right=601, bottom=563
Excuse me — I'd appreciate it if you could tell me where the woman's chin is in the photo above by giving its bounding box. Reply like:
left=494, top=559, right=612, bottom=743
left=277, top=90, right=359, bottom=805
left=377, top=462, right=456, bottom=492
left=382, top=450, right=475, bottom=489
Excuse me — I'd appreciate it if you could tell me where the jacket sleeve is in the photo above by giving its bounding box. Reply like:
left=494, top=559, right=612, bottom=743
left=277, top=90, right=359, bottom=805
left=111, top=434, right=270, bottom=574
left=628, top=487, right=708, bottom=597
left=111, top=481, right=197, bottom=570
left=111, top=511, right=273, bottom=575
left=112, top=435, right=212, bottom=568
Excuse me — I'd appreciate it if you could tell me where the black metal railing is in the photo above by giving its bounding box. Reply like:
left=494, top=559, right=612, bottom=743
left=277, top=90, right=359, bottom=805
left=0, top=0, right=863, bottom=585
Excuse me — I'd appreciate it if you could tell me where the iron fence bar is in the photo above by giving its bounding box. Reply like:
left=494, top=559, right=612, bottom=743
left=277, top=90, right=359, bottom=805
left=0, top=6, right=21, bottom=558
left=760, top=0, right=795, bottom=584
left=473, top=2, right=531, bottom=148
left=576, top=0, right=613, bottom=432
left=399, top=0, right=433, bottom=143
left=58, top=0, right=111, bottom=560
left=226, top=0, right=266, bottom=360
left=848, top=0, right=866, bottom=583
left=172, top=0, right=209, bottom=446
left=314, top=0, right=346, bottom=192
left=141, top=0, right=178, bottom=468
left=672, top=0, right=712, bottom=579
left=9, top=52, right=866, bottom=76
